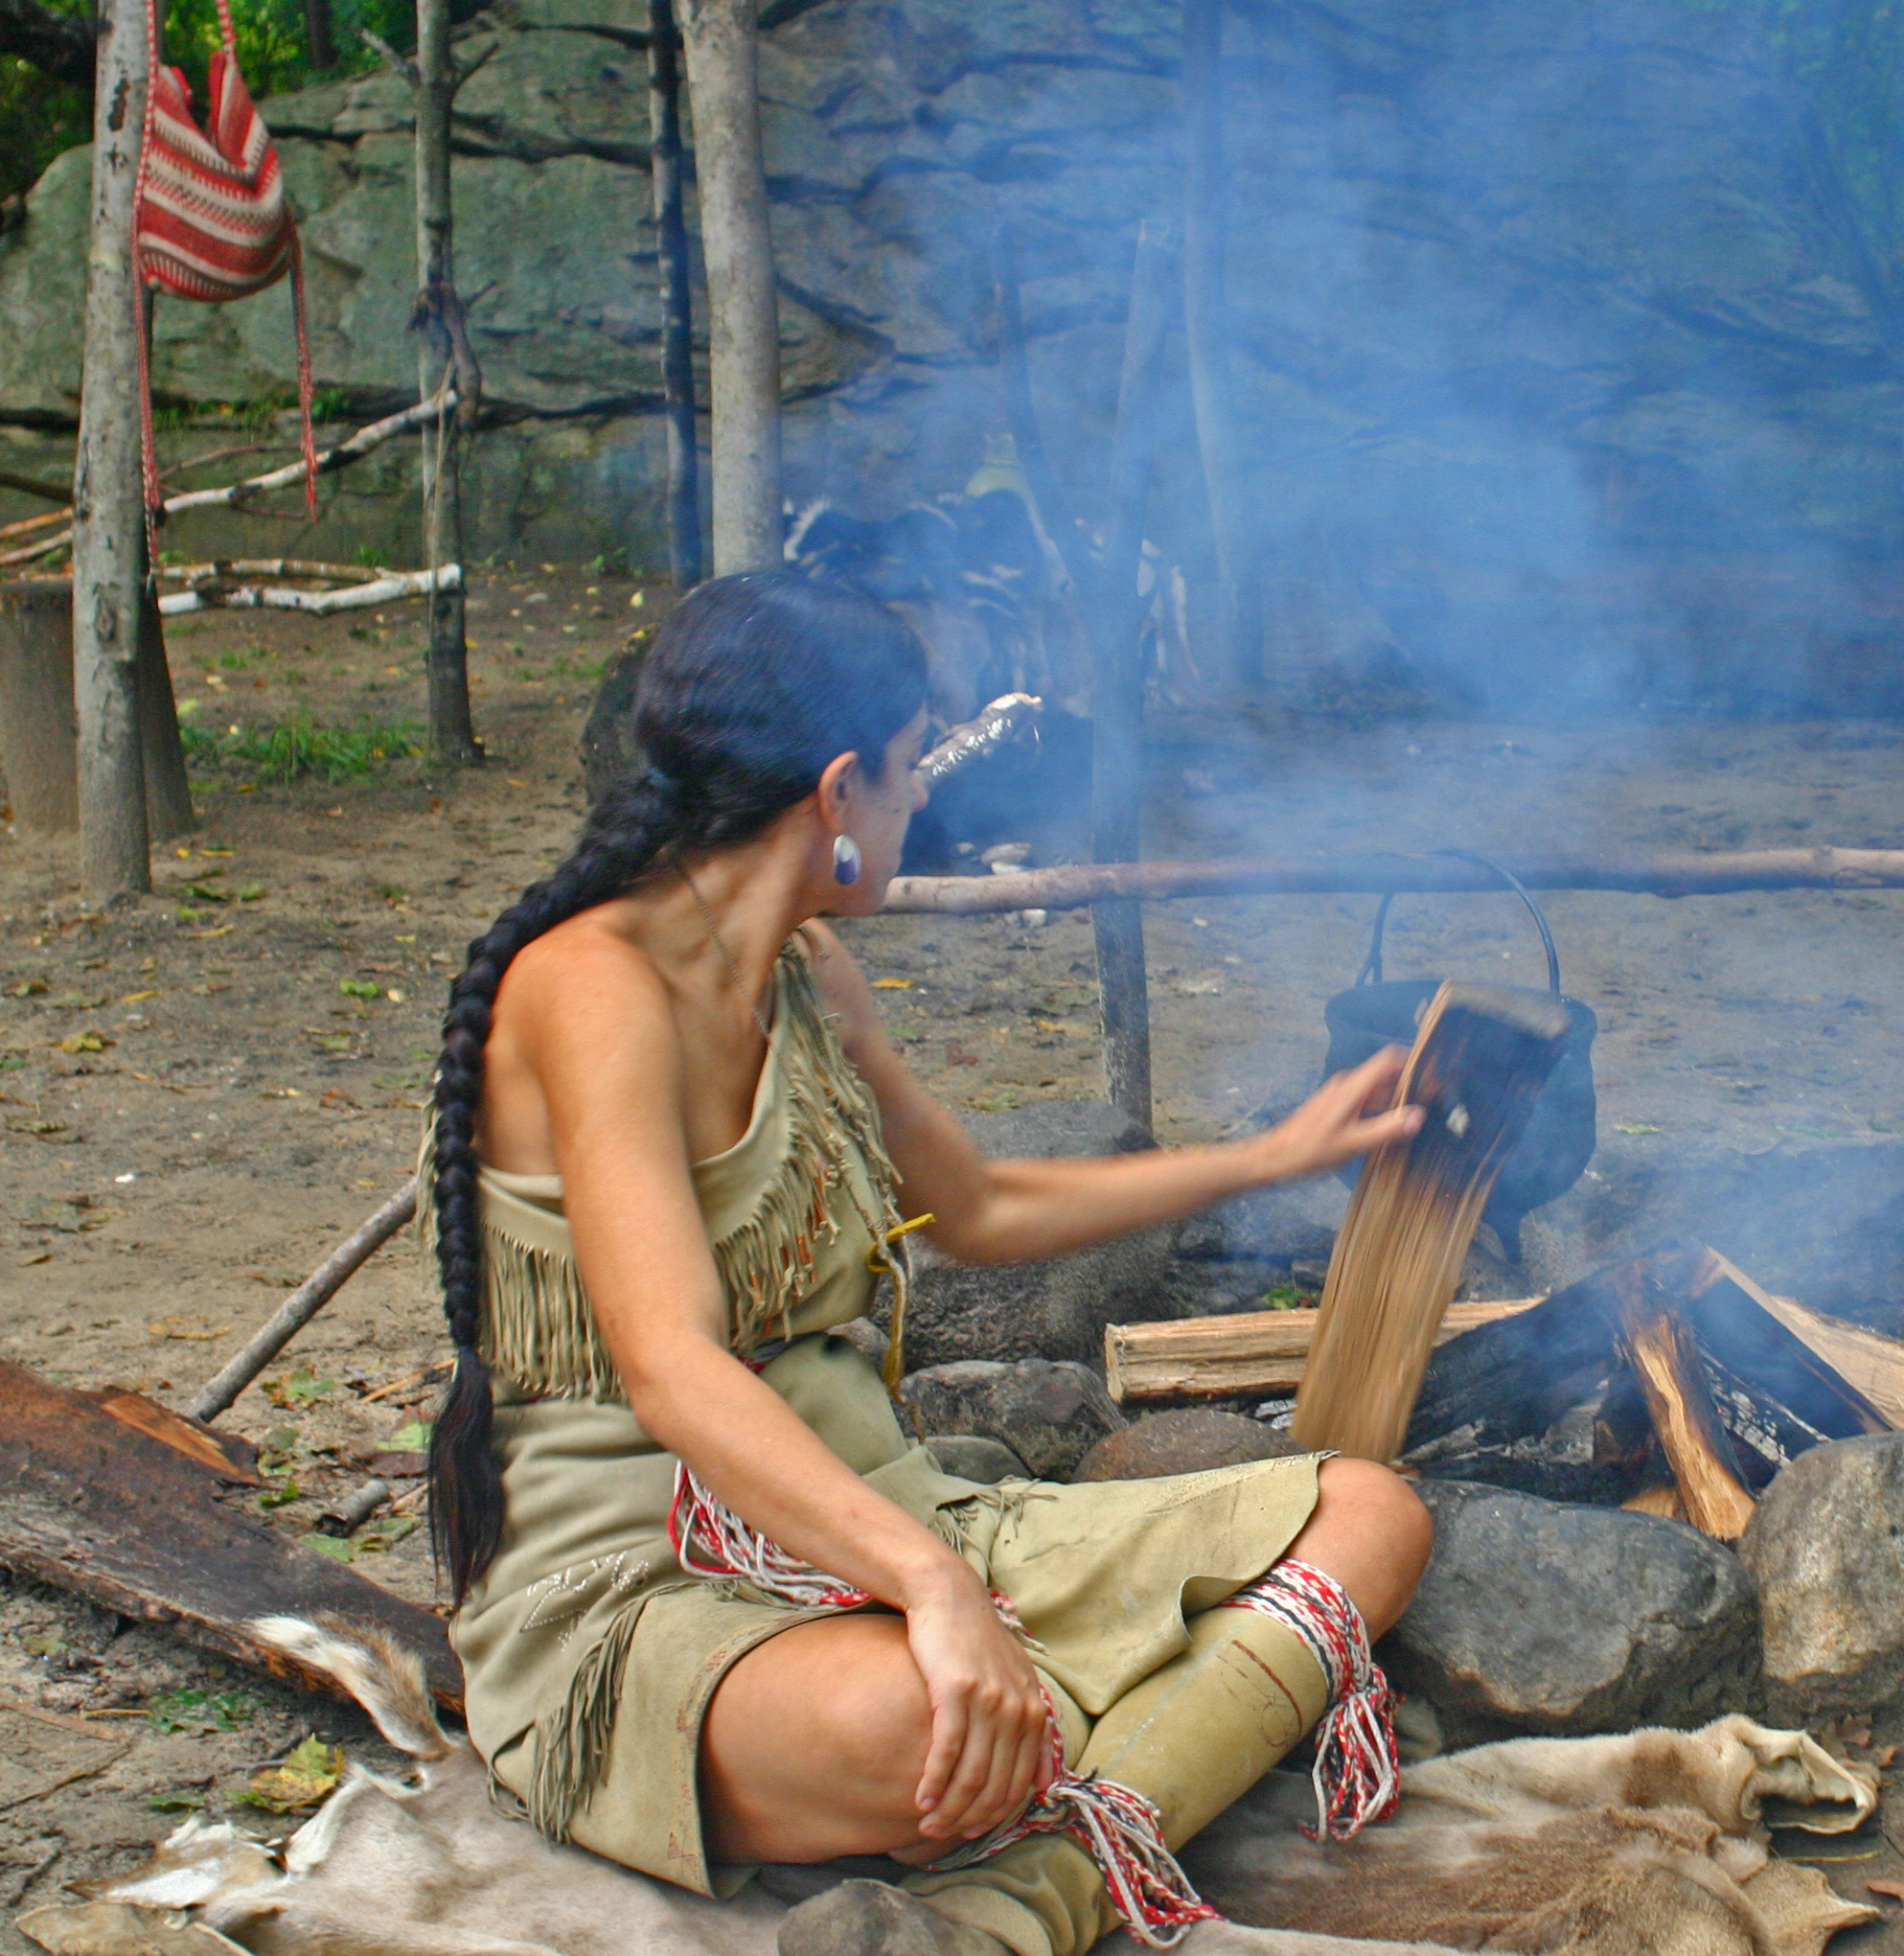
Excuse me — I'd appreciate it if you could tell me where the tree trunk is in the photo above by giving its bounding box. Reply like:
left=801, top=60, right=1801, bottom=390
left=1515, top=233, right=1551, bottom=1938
left=1181, top=0, right=1259, bottom=693
left=71, top=0, right=151, bottom=899
left=0, top=580, right=78, bottom=833
left=137, top=581, right=193, bottom=838
left=302, top=0, right=334, bottom=69
left=415, top=0, right=480, bottom=763
left=677, top=0, right=781, bottom=574
left=1090, top=219, right=1178, bottom=1130
left=649, top=0, right=702, bottom=587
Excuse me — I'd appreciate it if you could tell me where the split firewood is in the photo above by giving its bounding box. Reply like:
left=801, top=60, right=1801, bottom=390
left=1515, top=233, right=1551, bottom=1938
left=1620, top=1482, right=1688, bottom=1522
left=1614, top=1264, right=1757, bottom=1541
left=1691, top=1247, right=1904, bottom=1431
left=1293, top=981, right=1573, bottom=1461
left=1104, top=1297, right=1544, bottom=1403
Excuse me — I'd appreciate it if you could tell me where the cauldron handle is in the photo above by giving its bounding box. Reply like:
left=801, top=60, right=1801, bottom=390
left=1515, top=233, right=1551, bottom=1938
left=1355, top=849, right=1562, bottom=992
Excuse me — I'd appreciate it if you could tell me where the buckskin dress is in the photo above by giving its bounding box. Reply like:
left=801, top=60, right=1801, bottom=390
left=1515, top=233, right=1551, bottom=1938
left=434, top=938, right=1324, bottom=1899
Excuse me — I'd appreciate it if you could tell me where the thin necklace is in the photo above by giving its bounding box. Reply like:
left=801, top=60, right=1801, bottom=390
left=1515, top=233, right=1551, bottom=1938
left=677, top=863, right=773, bottom=1042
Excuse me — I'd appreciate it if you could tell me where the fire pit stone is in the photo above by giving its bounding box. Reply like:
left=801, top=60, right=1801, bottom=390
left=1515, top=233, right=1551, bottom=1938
left=901, top=1358, right=1127, bottom=1481
left=1381, top=1480, right=1759, bottom=1744
left=898, top=1101, right=1177, bottom=1369
left=1738, top=1431, right=1904, bottom=1720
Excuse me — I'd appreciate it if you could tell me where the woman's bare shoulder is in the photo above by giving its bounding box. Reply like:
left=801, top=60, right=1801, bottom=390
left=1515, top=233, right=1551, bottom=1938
left=495, top=905, right=680, bottom=1059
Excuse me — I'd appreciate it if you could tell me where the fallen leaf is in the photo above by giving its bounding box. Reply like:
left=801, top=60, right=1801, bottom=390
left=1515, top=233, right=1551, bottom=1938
left=301, top=1532, right=356, bottom=1562
left=7, top=978, right=48, bottom=997
left=385, top=1419, right=433, bottom=1453
left=16, top=1250, right=51, bottom=1265
left=238, top=1734, right=343, bottom=1811
left=319, top=1087, right=358, bottom=1109
left=237, top=886, right=266, bottom=903
left=338, top=978, right=381, bottom=1001
left=264, top=1369, right=336, bottom=1408
left=148, top=1313, right=232, bottom=1342
left=1869, top=1878, right=1904, bottom=1901
left=871, top=978, right=914, bottom=990
left=57, top=1032, right=114, bottom=1054
left=118, top=990, right=163, bottom=1003
left=1615, top=1122, right=1665, bottom=1136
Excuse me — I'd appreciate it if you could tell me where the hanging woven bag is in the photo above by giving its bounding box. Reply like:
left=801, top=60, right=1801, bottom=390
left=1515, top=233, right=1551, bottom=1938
left=131, top=0, right=319, bottom=536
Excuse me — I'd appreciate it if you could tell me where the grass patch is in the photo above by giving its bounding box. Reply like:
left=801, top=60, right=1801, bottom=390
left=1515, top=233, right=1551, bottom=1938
left=180, top=711, right=424, bottom=784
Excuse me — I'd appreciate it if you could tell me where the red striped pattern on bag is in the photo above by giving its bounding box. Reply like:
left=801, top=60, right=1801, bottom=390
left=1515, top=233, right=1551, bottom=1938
left=132, top=0, right=317, bottom=532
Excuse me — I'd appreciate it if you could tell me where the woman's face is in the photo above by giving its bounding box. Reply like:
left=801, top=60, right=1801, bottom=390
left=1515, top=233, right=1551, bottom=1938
left=829, top=706, right=930, bottom=910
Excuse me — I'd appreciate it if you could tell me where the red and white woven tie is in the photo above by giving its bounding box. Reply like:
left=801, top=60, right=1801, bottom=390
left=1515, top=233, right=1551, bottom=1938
left=665, top=1463, right=1216, bottom=1948
left=131, top=0, right=318, bottom=538
left=1225, top=1558, right=1400, bottom=1842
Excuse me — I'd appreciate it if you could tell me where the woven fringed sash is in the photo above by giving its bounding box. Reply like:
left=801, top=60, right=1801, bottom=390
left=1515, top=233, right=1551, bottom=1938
left=420, top=944, right=906, bottom=1401
left=1225, top=1559, right=1400, bottom=1842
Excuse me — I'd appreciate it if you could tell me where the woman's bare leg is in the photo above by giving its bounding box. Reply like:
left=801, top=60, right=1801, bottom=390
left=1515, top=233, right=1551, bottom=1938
left=702, top=1613, right=936, bottom=1864
left=703, top=1456, right=1432, bottom=1866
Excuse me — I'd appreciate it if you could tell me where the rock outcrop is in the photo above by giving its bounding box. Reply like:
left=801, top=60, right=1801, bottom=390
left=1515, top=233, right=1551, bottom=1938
left=5, top=0, right=1901, bottom=707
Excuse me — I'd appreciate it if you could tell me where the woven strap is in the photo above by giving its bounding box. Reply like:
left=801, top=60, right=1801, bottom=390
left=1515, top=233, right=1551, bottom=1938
left=1224, top=1559, right=1400, bottom=1842
left=131, top=0, right=317, bottom=543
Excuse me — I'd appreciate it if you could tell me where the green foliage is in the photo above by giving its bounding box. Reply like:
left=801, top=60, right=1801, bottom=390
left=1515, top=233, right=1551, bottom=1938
left=179, top=710, right=425, bottom=783
left=148, top=1686, right=262, bottom=1734
left=0, top=0, right=417, bottom=204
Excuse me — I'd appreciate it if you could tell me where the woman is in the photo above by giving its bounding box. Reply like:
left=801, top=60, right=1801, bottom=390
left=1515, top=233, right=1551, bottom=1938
left=425, top=571, right=1433, bottom=1956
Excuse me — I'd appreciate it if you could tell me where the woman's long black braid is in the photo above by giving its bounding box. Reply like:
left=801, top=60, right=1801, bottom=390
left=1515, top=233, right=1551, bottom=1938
left=427, top=570, right=929, bottom=1602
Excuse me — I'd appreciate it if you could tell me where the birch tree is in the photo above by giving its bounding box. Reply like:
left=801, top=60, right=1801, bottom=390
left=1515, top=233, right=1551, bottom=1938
left=70, top=0, right=151, bottom=898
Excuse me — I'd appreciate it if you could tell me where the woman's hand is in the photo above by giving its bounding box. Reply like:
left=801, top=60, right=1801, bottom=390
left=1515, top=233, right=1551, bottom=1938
left=1250, top=1047, right=1424, bottom=1184
left=902, top=1563, right=1053, bottom=1848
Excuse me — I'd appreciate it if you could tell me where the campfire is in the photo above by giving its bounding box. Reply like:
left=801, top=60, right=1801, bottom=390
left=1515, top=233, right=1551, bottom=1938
left=1108, top=1242, right=1904, bottom=1540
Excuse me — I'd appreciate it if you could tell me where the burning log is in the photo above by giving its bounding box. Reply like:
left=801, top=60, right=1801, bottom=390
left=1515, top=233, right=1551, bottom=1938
left=1615, top=1262, right=1758, bottom=1541
left=1103, top=1297, right=1543, bottom=1402
left=1292, top=981, right=1573, bottom=1461
left=883, top=845, right=1904, bottom=912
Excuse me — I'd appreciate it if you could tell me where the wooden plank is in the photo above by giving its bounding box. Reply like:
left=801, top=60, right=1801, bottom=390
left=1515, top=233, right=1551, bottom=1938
left=0, top=1361, right=461, bottom=1710
left=1614, top=1265, right=1756, bottom=1541
left=1104, top=1297, right=1545, bottom=1403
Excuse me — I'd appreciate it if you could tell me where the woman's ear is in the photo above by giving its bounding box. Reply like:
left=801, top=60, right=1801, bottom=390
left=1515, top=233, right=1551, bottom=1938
left=814, top=750, right=861, bottom=830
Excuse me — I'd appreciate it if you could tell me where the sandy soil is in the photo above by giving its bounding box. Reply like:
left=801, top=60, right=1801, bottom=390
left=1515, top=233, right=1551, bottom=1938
left=2, top=573, right=1902, bottom=1945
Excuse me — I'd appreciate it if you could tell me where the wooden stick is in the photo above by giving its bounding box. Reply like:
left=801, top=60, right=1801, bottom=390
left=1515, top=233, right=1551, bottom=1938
left=159, top=394, right=458, bottom=516
left=648, top=0, right=701, bottom=587
left=884, top=846, right=1904, bottom=912
left=189, top=1180, right=419, bottom=1422
left=0, top=505, right=76, bottom=543
left=157, top=564, right=461, bottom=617
left=156, top=559, right=386, bottom=585
left=1292, top=982, right=1572, bottom=1461
left=0, top=470, right=75, bottom=505
left=1104, top=1297, right=1545, bottom=1402
left=0, top=529, right=72, bottom=567
left=1615, top=1264, right=1756, bottom=1540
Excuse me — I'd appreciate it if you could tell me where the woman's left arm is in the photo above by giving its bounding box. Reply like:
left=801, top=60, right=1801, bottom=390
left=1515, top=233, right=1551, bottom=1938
left=805, top=926, right=1422, bottom=1266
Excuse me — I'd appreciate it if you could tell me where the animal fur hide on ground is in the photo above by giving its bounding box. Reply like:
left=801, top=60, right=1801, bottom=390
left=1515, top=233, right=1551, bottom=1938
left=16, top=1617, right=1879, bottom=1956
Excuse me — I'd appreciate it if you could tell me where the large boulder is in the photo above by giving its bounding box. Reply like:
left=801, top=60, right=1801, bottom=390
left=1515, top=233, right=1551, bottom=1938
left=1737, top=1434, right=1904, bottom=1719
left=1382, top=1481, right=1760, bottom=1743
left=899, top=1100, right=1177, bottom=1371
left=1070, top=1408, right=1309, bottom=1484
left=900, top=1359, right=1125, bottom=1482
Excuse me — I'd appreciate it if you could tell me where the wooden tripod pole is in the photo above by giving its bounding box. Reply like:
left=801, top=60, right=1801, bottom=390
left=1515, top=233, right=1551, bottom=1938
left=1091, top=219, right=1179, bottom=1129
left=648, top=0, right=702, bottom=587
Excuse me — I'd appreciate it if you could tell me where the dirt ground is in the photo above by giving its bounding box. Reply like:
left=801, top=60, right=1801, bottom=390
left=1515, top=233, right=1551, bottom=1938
left=2, top=571, right=1903, bottom=1946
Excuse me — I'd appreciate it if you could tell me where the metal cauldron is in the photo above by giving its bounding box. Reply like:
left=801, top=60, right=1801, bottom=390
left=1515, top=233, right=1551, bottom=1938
left=1322, top=851, right=1598, bottom=1261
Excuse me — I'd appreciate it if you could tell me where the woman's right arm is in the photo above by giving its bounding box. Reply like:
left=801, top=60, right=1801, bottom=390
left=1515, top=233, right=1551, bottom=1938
left=501, top=929, right=1049, bottom=1847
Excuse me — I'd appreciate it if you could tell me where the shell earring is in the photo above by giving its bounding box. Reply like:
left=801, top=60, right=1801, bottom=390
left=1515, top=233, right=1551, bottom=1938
left=832, top=833, right=862, bottom=886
